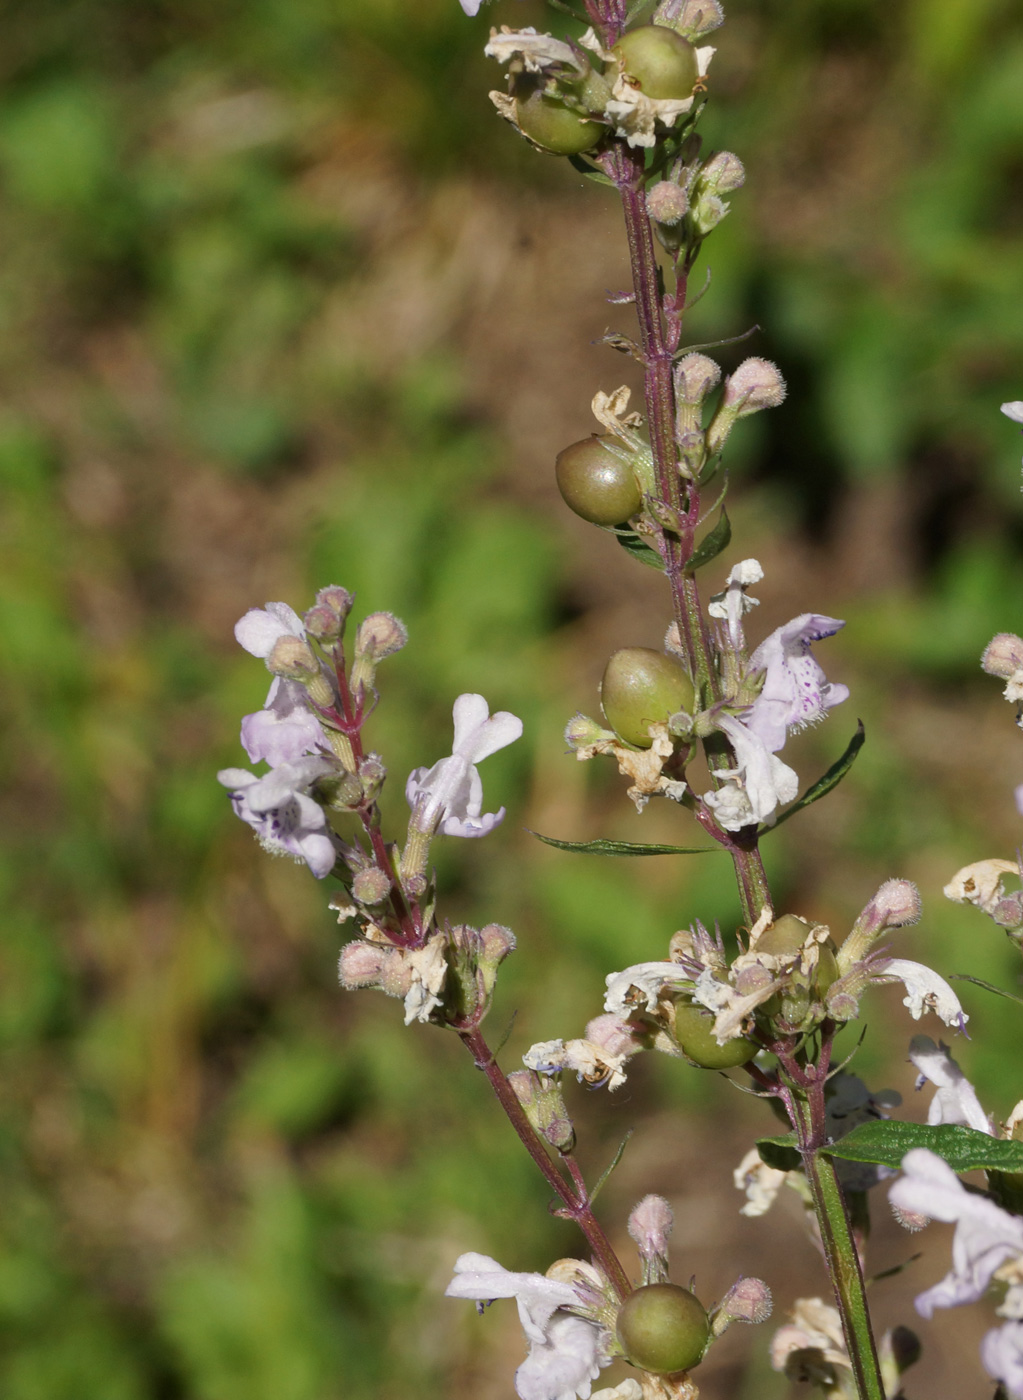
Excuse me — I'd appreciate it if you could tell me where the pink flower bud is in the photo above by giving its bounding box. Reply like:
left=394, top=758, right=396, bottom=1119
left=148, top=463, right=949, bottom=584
left=674, top=352, right=721, bottom=405
left=628, top=1194, right=674, bottom=1260
left=646, top=181, right=689, bottom=226
left=982, top=632, right=1023, bottom=678
left=267, top=634, right=318, bottom=679
left=355, top=612, right=408, bottom=661
left=723, top=358, right=787, bottom=416
left=585, top=1013, right=643, bottom=1058
left=338, top=941, right=390, bottom=989
left=715, top=1276, right=773, bottom=1328
left=700, top=151, right=745, bottom=193
left=352, top=867, right=392, bottom=905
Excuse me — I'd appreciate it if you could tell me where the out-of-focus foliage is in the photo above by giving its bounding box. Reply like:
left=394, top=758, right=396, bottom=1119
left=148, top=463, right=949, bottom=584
left=0, top=0, right=1022, bottom=1396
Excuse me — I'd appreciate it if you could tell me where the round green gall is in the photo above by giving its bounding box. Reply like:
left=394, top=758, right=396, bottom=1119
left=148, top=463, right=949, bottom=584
left=616, top=1284, right=710, bottom=1375
left=515, top=87, right=605, bottom=156
left=555, top=436, right=643, bottom=526
left=754, top=914, right=810, bottom=959
left=600, top=648, right=695, bottom=748
left=613, top=26, right=699, bottom=101
left=673, top=999, right=756, bottom=1069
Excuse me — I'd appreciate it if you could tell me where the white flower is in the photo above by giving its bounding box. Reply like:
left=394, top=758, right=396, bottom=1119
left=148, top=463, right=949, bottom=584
left=459, top=0, right=484, bottom=13
left=1002, top=402, right=1023, bottom=424
left=982, top=1321, right=1023, bottom=1398
left=943, top=858, right=1019, bottom=915
left=234, top=600, right=306, bottom=659
left=890, top=1149, right=1023, bottom=1316
left=734, top=1147, right=789, bottom=1217
left=240, top=677, right=328, bottom=765
left=604, top=961, right=688, bottom=1017
left=745, top=613, right=849, bottom=754
left=709, top=558, right=763, bottom=649
left=218, top=757, right=339, bottom=877
left=873, top=958, right=968, bottom=1030
left=909, top=1034, right=991, bottom=1134
left=484, top=28, right=587, bottom=76
left=703, top=713, right=799, bottom=830
left=446, top=1254, right=609, bottom=1400
left=403, top=934, right=449, bottom=1026
left=406, top=693, right=523, bottom=838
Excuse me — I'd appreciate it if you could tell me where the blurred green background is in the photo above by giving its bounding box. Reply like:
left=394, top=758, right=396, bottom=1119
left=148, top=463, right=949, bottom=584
left=1, top=0, right=1023, bottom=1395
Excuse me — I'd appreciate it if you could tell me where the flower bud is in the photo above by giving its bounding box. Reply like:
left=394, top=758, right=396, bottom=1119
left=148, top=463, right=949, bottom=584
left=267, top=634, right=319, bottom=680
left=712, top=1276, right=772, bottom=1335
left=654, top=0, right=724, bottom=40
left=600, top=648, right=695, bottom=749
left=352, top=867, right=392, bottom=906
left=304, top=586, right=354, bottom=643
left=689, top=192, right=728, bottom=237
left=508, top=1069, right=575, bottom=1152
left=699, top=151, right=745, bottom=194
left=616, top=1283, right=710, bottom=1374
left=564, top=712, right=615, bottom=750
left=555, top=436, right=644, bottom=527
left=628, top=1195, right=674, bottom=1275
left=338, top=940, right=391, bottom=989
left=478, top=922, right=517, bottom=1001
left=357, top=754, right=387, bottom=804
left=646, top=181, right=689, bottom=226
left=837, top=878, right=921, bottom=974
left=981, top=632, right=1023, bottom=678
left=355, top=612, right=408, bottom=662
left=706, top=359, right=786, bottom=454
left=614, top=26, right=700, bottom=100
left=674, top=353, right=721, bottom=405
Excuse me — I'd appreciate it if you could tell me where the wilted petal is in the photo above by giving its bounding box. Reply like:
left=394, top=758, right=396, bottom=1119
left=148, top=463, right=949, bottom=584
left=604, top=961, right=687, bottom=1016
left=873, top=958, right=968, bottom=1029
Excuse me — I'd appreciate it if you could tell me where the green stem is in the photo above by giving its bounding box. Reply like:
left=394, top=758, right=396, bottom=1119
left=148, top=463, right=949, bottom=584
left=788, top=1084, right=885, bottom=1400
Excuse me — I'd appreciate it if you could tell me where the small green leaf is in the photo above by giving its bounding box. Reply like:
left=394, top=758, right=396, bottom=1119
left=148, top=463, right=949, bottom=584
left=685, top=506, right=730, bottom=574
left=756, top=1134, right=801, bottom=1172
left=567, top=154, right=616, bottom=187
left=949, top=974, right=1023, bottom=1008
left=823, top=1121, right=1023, bottom=1174
left=765, top=722, right=865, bottom=833
left=615, top=529, right=665, bottom=571
left=529, top=832, right=717, bottom=857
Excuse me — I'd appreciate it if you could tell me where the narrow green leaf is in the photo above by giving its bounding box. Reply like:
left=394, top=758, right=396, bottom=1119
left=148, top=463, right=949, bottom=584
left=590, top=1129, right=634, bottom=1204
left=615, top=529, right=665, bottom=571
left=949, top=974, right=1023, bottom=1008
left=765, top=722, right=865, bottom=833
left=685, top=506, right=731, bottom=574
left=756, top=1134, right=801, bottom=1172
left=823, top=1120, right=1023, bottom=1174
left=567, top=154, right=616, bottom=187
left=529, top=832, right=717, bottom=857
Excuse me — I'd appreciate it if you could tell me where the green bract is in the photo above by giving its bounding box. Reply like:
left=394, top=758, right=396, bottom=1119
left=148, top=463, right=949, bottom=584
left=555, top=436, right=643, bottom=525
left=515, top=87, right=605, bottom=156
left=600, top=647, right=695, bottom=748
left=754, top=914, right=810, bottom=958
left=616, top=1283, right=710, bottom=1374
left=673, top=998, right=756, bottom=1068
left=613, top=26, right=699, bottom=101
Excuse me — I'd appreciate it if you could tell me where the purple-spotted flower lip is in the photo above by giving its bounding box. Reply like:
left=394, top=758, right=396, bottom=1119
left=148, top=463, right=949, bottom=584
left=218, top=756, right=339, bottom=878
left=446, top=1253, right=608, bottom=1400
left=406, top=693, right=523, bottom=838
left=745, top=613, right=849, bottom=754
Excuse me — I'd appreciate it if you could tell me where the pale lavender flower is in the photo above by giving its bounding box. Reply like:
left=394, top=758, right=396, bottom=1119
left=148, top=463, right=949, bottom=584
left=235, top=600, right=307, bottom=659
left=241, top=678, right=328, bottom=765
left=982, top=1322, right=1023, bottom=1398
left=218, top=756, right=339, bottom=877
left=459, top=0, right=484, bottom=12
left=889, top=1149, right=1023, bottom=1317
left=746, top=614, right=849, bottom=754
left=446, top=1254, right=609, bottom=1400
left=872, top=959, right=968, bottom=1030
left=703, top=712, right=799, bottom=830
left=909, top=1035, right=991, bottom=1134
left=406, top=693, right=523, bottom=838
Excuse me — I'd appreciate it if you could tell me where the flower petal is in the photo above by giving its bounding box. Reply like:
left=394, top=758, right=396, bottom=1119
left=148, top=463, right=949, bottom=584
left=234, top=601, right=305, bottom=658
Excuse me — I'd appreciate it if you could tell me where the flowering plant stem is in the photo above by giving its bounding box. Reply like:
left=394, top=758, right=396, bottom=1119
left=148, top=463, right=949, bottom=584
left=612, top=151, right=771, bottom=928
left=780, top=1044, right=886, bottom=1400
left=459, top=1025, right=632, bottom=1299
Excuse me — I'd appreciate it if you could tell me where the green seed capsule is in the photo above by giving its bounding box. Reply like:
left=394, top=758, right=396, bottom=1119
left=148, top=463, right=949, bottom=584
left=600, top=648, right=695, bottom=748
left=613, top=26, right=700, bottom=101
left=515, top=87, right=605, bottom=156
left=555, top=437, right=643, bottom=526
left=673, top=999, right=756, bottom=1069
left=616, top=1283, right=710, bottom=1375
left=754, top=914, right=810, bottom=959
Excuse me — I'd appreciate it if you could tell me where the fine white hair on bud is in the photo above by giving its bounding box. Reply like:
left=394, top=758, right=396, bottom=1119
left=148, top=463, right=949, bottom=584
left=981, top=632, right=1023, bottom=678
left=869, top=878, right=922, bottom=929
left=723, top=357, right=787, bottom=415
left=674, top=352, right=721, bottom=404
left=700, top=150, right=745, bottom=192
left=628, top=1194, right=674, bottom=1259
left=355, top=611, right=409, bottom=660
left=646, top=180, right=689, bottom=225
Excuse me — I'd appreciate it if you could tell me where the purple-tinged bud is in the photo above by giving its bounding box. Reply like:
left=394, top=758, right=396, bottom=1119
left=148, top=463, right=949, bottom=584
left=267, top=634, right=319, bottom=680
left=357, top=754, right=387, bottom=803
left=711, top=1277, right=773, bottom=1336
left=628, top=1194, right=674, bottom=1264
left=837, top=879, right=921, bottom=975
left=338, top=940, right=391, bottom=989
left=303, top=604, right=342, bottom=644
left=508, top=1069, right=575, bottom=1152
left=478, top=923, right=517, bottom=1002
left=699, top=151, right=745, bottom=194
left=723, top=358, right=787, bottom=416
left=981, top=632, right=1023, bottom=678
left=585, top=1013, right=643, bottom=1058
left=355, top=612, right=408, bottom=662
left=674, top=353, right=721, bottom=405
left=992, top=894, right=1023, bottom=931
left=352, top=867, right=392, bottom=906
left=889, top=1198, right=929, bottom=1233
left=654, top=0, right=724, bottom=41
left=646, top=180, right=689, bottom=226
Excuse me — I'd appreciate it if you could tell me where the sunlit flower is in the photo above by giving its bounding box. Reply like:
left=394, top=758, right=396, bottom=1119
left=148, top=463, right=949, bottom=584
left=872, top=959, right=968, bottom=1030
left=218, top=756, right=339, bottom=877
left=909, top=1035, right=991, bottom=1134
left=745, top=614, right=849, bottom=754
left=703, top=712, right=799, bottom=830
left=241, top=678, right=328, bottom=765
left=708, top=558, right=763, bottom=650
left=446, top=1254, right=610, bottom=1400
left=982, top=1322, right=1023, bottom=1398
left=406, top=693, right=523, bottom=838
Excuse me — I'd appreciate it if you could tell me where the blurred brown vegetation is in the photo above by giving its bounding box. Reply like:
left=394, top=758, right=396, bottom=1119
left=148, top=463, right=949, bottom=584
left=1, top=0, right=1023, bottom=1396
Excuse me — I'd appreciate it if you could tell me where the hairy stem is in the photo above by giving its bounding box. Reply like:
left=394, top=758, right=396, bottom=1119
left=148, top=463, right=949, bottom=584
left=783, top=1057, right=885, bottom=1400
left=459, top=1026, right=631, bottom=1299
